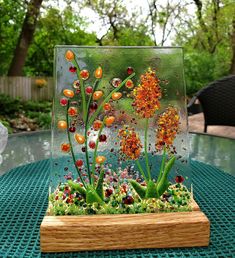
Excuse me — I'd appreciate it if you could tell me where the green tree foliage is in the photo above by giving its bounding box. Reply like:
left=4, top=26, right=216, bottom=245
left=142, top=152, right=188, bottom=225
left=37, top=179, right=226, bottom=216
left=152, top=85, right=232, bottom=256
left=82, top=0, right=154, bottom=46
left=1, top=0, right=235, bottom=96
left=7, top=0, right=43, bottom=76
left=24, top=7, right=97, bottom=75
left=117, top=27, right=154, bottom=46
left=174, top=0, right=235, bottom=95
left=100, top=26, right=155, bottom=46
left=0, top=0, right=26, bottom=75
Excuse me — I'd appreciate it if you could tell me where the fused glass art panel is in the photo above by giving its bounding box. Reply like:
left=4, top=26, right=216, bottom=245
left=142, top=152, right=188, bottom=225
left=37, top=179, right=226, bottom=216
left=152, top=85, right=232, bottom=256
left=49, top=46, right=192, bottom=216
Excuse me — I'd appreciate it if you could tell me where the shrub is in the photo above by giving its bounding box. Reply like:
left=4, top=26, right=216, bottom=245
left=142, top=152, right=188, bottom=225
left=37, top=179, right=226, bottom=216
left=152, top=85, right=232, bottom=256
left=0, top=118, right=13, bottom=133
left=22, top=100, right=51, bottom=112
left=26, top=111, right=51, bottom=129
left=0, top=94, right=22, bottom=117
left=184, top=50, right=230, bottom=96
left=0, top=94, right=52, bottom=131
left=35, top=113, right=51, bottom=129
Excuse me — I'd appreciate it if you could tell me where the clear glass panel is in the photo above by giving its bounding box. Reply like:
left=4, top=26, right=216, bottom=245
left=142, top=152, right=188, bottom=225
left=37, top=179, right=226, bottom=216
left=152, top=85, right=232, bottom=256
left=49, top=46, right=192, bottom=216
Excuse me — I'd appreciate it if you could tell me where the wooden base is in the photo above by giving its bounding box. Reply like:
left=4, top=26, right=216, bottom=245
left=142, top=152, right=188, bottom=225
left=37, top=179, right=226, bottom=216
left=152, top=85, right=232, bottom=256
left=40, top=201, right=210, bottom=252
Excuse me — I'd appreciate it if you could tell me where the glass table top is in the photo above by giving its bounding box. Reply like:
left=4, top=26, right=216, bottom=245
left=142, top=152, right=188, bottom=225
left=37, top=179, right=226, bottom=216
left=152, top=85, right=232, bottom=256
left=0, top=130, right=234, bottom=176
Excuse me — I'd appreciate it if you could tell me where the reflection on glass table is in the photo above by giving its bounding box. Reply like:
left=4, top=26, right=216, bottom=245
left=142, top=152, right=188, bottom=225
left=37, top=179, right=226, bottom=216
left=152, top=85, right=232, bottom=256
left=0, top=131, right=50, bottom=176
left=190, top=133, right=235, bottom=176
left=0, top=130, right=234, bottom=176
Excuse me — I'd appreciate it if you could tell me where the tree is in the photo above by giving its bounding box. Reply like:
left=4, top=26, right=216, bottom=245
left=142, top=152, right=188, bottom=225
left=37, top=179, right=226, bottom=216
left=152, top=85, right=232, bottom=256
left=146, top=0, right=189, bottom=46
left=192, top=0, right=235, bottom=70
left=82, top=0, right=154, bottom=46
left=24, top=7, right=97, bottom=76
left=113, top=26, right=154, bottom=46
left=193, top=0, right=221, bottom=53
left=7, top=0, right=43, bottom=76
left=173, top=0, right=235, bottom=94
left=0, top=0, right=26, bottom=75
left=230, top=18, right=235, bottom=74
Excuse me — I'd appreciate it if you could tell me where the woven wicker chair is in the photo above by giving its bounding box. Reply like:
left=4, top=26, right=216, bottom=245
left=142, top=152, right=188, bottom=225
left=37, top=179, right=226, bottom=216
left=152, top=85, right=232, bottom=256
left=187, top=75, right=235, bottom=132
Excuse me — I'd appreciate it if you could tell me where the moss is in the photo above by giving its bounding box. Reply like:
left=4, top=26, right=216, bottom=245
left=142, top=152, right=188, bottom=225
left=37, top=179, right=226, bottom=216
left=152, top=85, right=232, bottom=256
left=48, top=182, right=192, bottom=216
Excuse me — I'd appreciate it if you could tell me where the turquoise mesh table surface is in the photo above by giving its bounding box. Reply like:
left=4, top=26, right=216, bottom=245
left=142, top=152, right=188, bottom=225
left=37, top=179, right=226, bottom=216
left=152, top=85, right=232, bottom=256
left=0, top=159, right=234, bottom=258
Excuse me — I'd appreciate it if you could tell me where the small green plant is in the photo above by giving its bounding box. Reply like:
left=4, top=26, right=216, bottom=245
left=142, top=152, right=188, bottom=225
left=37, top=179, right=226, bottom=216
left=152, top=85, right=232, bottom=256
left=118, top=70, right=180, bottom=200
left=0, top=118, right=13, bottom=133
left=0, top=94, right=52, bottom=132
left=61, top=50, right=135, bottom=204
left=129, top=152, right=176, bottom=199
left=0, top=94, right=22, bottom=117
left=26, top=111, right=51, bottom=129
left=22, top=100, right=51, bottom=113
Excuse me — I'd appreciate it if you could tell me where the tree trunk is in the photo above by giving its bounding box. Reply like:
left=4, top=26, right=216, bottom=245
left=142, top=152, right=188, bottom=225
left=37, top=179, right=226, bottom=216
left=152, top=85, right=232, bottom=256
left=193, top=0, right=219, bottom=53
left=7, top=0, right=43, bottom=76
left=147, top=0, right=158, bottom=46
left=230, top=19, right=235, bottom=74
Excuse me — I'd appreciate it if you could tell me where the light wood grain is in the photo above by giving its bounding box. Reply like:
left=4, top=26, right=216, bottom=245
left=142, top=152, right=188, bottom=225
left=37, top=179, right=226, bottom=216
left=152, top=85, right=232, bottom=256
left=0, top=76, right=53, bottom=101
left=191, top=199, right=200, bottom=211
left=40, top=205, right=210, bottom=252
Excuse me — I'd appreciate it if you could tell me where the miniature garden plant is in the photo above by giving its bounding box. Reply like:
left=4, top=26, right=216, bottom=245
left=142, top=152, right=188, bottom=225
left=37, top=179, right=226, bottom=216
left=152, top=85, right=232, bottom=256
left=118, top=69, right=180, bottom=199
left=55, top=49, right=183, bottom=214
left=59, top=50, right=136, bottom=204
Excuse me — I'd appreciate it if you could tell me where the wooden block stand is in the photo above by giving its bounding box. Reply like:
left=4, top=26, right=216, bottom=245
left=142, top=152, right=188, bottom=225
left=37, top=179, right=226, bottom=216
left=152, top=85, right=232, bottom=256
left=40, top=200, right=210, bottom=252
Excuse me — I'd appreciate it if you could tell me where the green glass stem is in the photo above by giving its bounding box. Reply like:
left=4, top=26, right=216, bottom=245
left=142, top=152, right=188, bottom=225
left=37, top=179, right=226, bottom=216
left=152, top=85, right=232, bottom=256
left=95, top=165, right=105, bottom=200
left=144, top=118, right=151, bottom=180
left=88, top=72, right=136, bottom=128
left=136, top=159, right=148, bottom=182
left=84, top=125, right=92, bottom=185
left=84, top=80, right=101, bottom=185
left=156, top=146, right=166, bottom=185
left=72, top=58, right=87, bottom=122
left=66, top=100, right=87, bottom=188
left=90, top=120, right=105, bottom=185
left=86, top=79, right=100, bottom=121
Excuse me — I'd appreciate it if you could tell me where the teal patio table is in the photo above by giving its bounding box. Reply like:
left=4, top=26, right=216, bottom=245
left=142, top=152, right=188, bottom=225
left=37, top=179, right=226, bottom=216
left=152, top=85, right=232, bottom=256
left=0, top=131, right=234, bottom=257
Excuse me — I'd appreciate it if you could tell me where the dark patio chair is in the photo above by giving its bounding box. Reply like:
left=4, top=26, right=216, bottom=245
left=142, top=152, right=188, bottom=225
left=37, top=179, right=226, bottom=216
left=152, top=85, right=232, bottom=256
left=187, top=75, right=235, bottom=132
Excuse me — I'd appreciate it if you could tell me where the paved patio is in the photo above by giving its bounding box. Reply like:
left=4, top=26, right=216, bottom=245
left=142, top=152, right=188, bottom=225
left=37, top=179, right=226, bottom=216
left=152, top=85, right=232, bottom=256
left=188, top=113, right=235, bottom=139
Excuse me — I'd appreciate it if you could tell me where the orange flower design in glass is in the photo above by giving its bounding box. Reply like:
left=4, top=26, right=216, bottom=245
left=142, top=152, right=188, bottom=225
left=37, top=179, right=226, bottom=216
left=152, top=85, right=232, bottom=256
left=155, top=106, right=180, bottom=150
left=118, top=127, right=142, bottom=160
left=133, top=68, right=161, bottom=118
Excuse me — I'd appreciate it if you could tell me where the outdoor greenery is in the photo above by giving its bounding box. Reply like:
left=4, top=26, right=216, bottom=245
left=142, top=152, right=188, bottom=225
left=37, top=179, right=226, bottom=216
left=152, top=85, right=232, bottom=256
left=0, top=0, right=234, bottom=132
left=0, top=0, right=234, bottom=93
left=0, top=94, right=51, bottom=133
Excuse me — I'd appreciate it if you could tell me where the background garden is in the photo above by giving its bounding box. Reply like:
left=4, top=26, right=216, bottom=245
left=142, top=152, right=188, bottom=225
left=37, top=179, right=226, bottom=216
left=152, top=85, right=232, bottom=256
left=0, top=0, right=234, bottom=133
